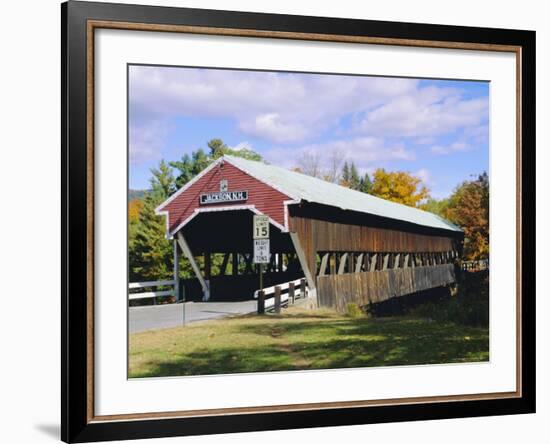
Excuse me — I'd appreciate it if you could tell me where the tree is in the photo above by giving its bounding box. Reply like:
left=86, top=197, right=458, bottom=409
left=224, top=144, right=262, bottom=161
left=128, top=198, right=144, bottom=223
left=325, top=149, right=344, bottom=183
left=421, top=197, right=450, bottom=217
left=340, top=161, right=362, bottom=190
left=360, top=172, right=373, bottom=194
left=129, top=160, right=176, bottom=281
left=128, top=197, right=144, bottom=251
left=295, top=149, right=346, bottom=183
left=150, top=160, right=177, bottom=198
left=208, top=138, right=263, bottom=161
left=208, top=138, right=227, bottom=159
left=170, top=149, right=210, bottom=188
left=297, top=151, right=322, bottom=178
left=170, top=139, right=263, bottom=188
left=341, top=161, right=350, bottom=186
left=369, top=168, right=430, bottom=207
left=349, top=163, right=361, bottom=190
left=444, top=172, right=489, bottom=260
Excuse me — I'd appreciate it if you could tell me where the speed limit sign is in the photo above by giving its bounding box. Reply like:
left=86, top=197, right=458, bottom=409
left=253, top=215, right=269, bottom=239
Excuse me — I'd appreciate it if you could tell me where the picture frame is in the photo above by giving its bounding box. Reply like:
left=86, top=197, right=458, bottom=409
left=61, top=1, right=536, bottom=442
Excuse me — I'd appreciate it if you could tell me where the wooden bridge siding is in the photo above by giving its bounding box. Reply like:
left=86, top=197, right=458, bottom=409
left=317, top=264, right=456, bottom=312
left=288, top=215, right=457, bottom=276
left=289, top=216, right=455, bottom=252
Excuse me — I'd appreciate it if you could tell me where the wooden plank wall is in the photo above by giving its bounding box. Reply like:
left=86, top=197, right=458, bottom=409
left=317, top=264, right=456, bottom=312
left=288, top=216, right=458, bottom=276
left=289, top=216, right=455, bottom=252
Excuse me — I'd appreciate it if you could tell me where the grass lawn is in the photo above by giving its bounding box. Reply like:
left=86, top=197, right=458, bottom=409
left=129, top=307, right=489, bottom=378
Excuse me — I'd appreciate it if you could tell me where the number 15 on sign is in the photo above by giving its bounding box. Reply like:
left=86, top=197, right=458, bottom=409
left=253, top=215, right=269, bottom=239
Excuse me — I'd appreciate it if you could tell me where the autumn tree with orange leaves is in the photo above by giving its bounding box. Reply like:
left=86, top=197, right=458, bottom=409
left=420, top=172, right=489, bottom=261
left=445, top=172, right=489, bottom=261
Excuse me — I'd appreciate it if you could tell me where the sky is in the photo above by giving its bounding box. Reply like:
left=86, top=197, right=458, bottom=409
left=128, top=64, right=489, bottom=199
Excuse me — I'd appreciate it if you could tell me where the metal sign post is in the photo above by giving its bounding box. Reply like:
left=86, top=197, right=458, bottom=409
left=253, top=215, right=270, bottom=297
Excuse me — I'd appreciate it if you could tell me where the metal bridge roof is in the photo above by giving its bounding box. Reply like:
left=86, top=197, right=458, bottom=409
left=223, top=155, right=462, bottom=233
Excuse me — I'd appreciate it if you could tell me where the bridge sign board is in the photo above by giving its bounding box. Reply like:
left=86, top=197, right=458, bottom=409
left=253, top=239, right=270, bottom=264
left=199, top=190, right=248, bottom=205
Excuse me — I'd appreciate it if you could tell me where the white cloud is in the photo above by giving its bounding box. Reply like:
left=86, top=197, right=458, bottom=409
left=239, top=113, right=309, bottom=143
left=229, top=141, right=253, bottom=151
left=431, top=140, right=472, bottom=155
left=428, top=118, right=489, bottom=155
left=129, top=65, right=489, bottom=166
left=415, top=136, right=437, bottom=145
left=129, top=66, right=422, bottom=145
left=414, top=168, right=432, bottom=186
left=355, top=87, right=488, bottom=139
left=464, top=123, right=489, bottom=144
left=129, top=121, right=171, bottom=164
left=264, top=137, right=414, bottom=172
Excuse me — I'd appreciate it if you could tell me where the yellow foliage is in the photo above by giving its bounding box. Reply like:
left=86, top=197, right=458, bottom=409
left=370, top=169, right=429, bottom=207
left=129, top=198, right=144, bottom=223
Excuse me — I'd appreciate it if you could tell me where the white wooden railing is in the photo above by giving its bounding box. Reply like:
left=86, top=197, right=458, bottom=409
left=461, top=260, right=489, bottom=271
left=254, top=278, right=308, bottom=313
left=129, top=279, right=176, bottom=303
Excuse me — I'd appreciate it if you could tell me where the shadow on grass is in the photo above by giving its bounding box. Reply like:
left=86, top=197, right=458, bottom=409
left=236, top=311, right=338, bottom=321
left=130, top=316, right=488, bottom=378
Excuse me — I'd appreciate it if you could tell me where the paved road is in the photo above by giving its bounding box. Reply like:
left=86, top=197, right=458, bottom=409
left=129, top=300, right=258, bottom=333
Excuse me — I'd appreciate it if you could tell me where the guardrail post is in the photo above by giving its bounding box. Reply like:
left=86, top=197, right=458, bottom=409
left=300, top=279, right=306, bottom=299
left=179, top=279, right=185, bottom=302
left=258, top=290, right=265, bottom=314
left=289, top=282, right=295, bottom=305
left=173, top=238, right=180, bottom=302
left=274, top=286, right=282, bottom=314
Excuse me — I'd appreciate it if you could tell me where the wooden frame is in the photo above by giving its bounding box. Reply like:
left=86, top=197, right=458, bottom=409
left=62, top=1, right=535, bottom=442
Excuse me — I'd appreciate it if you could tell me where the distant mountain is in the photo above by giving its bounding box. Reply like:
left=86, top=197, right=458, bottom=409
left=129, top=189, right=148, bottom=201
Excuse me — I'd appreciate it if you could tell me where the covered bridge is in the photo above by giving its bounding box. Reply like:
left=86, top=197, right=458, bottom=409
left=156, top=155, right=463, bottom=311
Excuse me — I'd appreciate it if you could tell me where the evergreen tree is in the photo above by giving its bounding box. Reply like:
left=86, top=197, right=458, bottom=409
left=150, top=160, right=176, bottom=198
left=128, top=198, right=144, bottom=251
left=349, top=162, right=361, bottom=190
left=129, top=160, right=176, bottom=281
left=360, top=172, right=373, bottom=193
left=341, top=161, right=351, bottom=187
left=171, top=139, right=263, bottom=188
left=170, top=149, right=210, bottom=188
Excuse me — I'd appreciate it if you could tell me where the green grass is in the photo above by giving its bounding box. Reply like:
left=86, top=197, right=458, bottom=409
left=129, top=307, right=489, bottom=378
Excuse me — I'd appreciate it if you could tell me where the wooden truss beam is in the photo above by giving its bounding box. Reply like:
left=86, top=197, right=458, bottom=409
left=176, top=232, right=209, bottom=301
left=289, top=232, right=317, bottom=303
